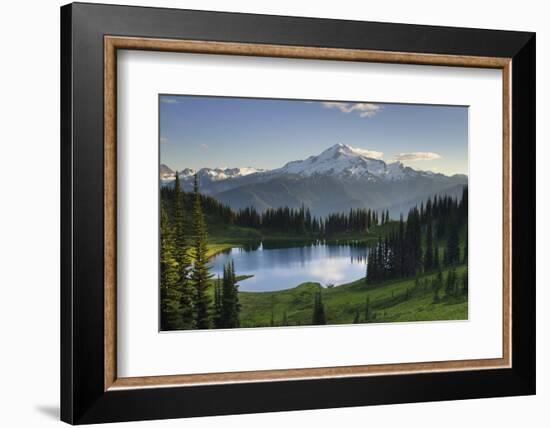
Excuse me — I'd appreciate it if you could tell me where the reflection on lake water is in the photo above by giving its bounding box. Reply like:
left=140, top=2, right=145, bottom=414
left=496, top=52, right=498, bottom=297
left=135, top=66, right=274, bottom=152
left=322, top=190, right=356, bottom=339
left=210, top=241, right=369, bottom=292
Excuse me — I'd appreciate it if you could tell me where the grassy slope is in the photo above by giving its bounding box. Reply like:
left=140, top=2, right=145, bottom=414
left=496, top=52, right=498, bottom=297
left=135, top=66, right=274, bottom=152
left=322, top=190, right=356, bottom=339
left=237, top=264, right=467, bottom=328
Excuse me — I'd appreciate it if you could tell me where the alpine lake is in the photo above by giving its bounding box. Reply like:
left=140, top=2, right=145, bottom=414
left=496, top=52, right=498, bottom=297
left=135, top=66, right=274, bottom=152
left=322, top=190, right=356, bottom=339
left=210, top=241, right=369, bottom=292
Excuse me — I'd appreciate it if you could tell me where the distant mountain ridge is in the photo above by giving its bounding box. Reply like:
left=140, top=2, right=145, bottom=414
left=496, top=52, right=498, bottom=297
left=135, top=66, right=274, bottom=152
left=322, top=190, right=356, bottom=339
left=161, top=165, right=264, bottom=180
left=161, top=143, right=467, bottom=217
left=271, top=143, right=443, bottom=181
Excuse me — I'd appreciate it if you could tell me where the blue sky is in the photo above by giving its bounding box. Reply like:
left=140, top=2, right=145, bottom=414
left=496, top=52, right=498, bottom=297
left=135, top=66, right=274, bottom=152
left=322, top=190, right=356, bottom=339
left=160, top=95, right=468, bottom=176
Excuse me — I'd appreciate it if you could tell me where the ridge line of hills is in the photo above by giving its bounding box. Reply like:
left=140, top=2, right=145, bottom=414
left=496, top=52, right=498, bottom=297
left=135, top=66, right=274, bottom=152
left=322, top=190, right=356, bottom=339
left=161, top=143, right=467, bottom=217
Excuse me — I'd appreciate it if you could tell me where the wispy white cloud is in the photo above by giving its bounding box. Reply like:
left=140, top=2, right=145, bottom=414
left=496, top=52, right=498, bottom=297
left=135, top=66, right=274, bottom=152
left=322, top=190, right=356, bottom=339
left=161, top=98, right=179, bottom=104
left=322, top=102, right=381, bottom=118
left=352, top=147, right=384, bottom=159
left=200, top=143, right=209, bottom=150
left=395, top=152, right=442, bottom=161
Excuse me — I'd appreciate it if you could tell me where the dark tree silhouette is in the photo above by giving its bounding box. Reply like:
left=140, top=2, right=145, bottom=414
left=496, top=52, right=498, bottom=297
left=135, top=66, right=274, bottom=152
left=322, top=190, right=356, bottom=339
left=173, top=173, right=194, bottom=329
left=424, top=220, right=434, bottom=271
left=190, top=174, right=212, bottom=329
left=213, top=276, right=223, bottom=329
left=445, top=224, right=460, bottom=265
left=220, top=260, right=240, bottom=328
left=160, top=203, right=181, bottom=330
left=312, top=289, right=327, bottom=325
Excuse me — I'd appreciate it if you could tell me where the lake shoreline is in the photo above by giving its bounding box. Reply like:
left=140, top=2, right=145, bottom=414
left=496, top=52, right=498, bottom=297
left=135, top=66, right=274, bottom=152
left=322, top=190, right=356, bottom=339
left=208, top=240, right=369, bottom=292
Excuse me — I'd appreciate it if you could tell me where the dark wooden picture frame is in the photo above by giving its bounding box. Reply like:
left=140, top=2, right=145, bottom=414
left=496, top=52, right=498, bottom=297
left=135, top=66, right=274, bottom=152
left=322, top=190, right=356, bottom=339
left=61, top=2, right=535, bottom=424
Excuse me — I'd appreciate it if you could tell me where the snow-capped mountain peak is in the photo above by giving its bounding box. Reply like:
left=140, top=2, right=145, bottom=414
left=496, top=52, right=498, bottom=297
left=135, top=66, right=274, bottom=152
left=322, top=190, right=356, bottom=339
left=161, top=143, right=447, bottom=187
left=274, top=143, right=397, bottom=180
left=160, top=164, right=174, bottom=177
left=197, top=167, right=264, bottom=181
left=160, top=166, right=264, bottom=183
left=324, top=143, right=382, bottom=158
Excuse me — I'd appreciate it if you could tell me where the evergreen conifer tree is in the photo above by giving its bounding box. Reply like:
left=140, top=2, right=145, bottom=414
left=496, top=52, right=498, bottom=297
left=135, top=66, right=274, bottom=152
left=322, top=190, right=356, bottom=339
left=445, top=267, right=457, bottom=298
left=366, top=243, right=378, bottom=285
left=396, top=215, right=405, bottom=276
left=312, top=290, right=327, bottom=325
left=446, top=223, right=460, bottom=265
left=221, top=260, right=240, bottom=328
left=160, top=203, right=182, bottom=330
left=462, top=269, right=468, bottom=295
left=213, top=276, right=223, bottom=328
left=190, top=174, right=212, bottom=329
left=436, top=268, right=443, bottom=288
left=433, top=241, right=440, bottom=269
left=424, top=220, right=434, bottom=271
left=173, top=172, right=194, bottom=328
left=459, top=185, right=468, bottom=221
left=432, top=268, right=443, bottom=293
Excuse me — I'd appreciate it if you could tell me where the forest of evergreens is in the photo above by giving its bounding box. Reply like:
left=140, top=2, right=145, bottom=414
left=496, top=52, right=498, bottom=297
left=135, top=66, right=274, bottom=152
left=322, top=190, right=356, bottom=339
left=366, top=187, right=468, bottom=283
left=161, top=185, right=388, bottom=238
left=160, top=174, right=240, bottom=330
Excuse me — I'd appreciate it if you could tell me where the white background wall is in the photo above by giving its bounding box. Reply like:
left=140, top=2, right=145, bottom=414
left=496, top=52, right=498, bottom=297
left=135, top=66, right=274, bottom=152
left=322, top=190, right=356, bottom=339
left=0, top=0, right=545, bottom=426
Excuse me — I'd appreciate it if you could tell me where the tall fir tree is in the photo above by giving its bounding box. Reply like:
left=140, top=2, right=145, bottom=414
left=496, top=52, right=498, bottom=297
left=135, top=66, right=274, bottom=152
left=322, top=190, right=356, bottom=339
left=433, top=241, right=440, bottom=268
left=461, top=268, right=469, bottom=295
left=404, top=207, right=422, bottom=275
left=445, top=223, right=460, bottom=265
left=459, top=185, right=468, bottom=221
left=445, top=267, right=457, bottom=298
left=213, top=276, right=223, bottom=329
left=397, top=214, right=405, bottom=276
left=432, top=267, right=444, bottom=303
left=173, top=172, right=194, bottom=328
left=312, top=289, right=327, bottom=325
left=221, top=260, right=240, bottom=328
left=190, top=174, right=213, bottom=329
left=424, top=220, right=434, bottom=271
left=160, top=203, right=182, bottom=330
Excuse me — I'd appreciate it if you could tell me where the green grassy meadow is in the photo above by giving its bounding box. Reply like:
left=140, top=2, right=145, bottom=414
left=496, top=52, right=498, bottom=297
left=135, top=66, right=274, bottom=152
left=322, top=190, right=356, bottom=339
left=234, top=265, right=467, bottom=328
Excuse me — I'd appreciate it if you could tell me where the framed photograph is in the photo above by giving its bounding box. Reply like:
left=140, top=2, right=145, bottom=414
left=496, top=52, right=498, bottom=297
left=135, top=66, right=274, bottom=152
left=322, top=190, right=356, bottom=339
left=61, top=2, right=535, bottom=424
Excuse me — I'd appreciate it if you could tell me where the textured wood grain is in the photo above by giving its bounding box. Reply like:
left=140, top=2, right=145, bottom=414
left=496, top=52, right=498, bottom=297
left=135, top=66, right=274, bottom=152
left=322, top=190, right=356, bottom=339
left=110, top=357, right=508, bottom=389
left=104, top=37, right=117, bottom=391
left=104, top=36, right=512, bottom=390
left=502, top=62, right=512, bottom=366
left=106, top=36, right=510, bottom=68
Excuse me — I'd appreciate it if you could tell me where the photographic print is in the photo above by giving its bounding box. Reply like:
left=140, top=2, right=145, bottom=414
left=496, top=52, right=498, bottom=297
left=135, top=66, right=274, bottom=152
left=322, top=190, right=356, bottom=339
left=159, top=95, right=468, bottom=331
